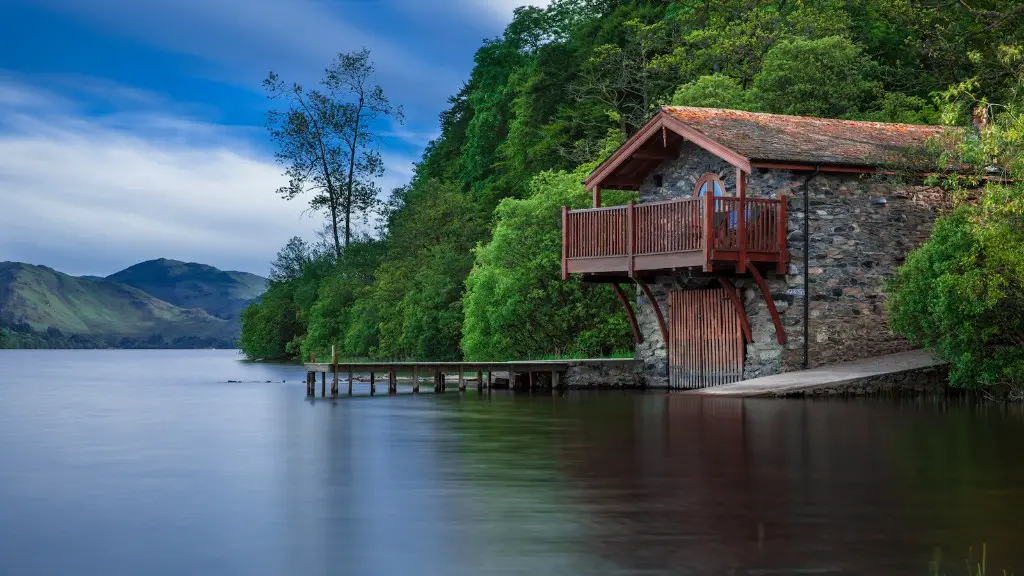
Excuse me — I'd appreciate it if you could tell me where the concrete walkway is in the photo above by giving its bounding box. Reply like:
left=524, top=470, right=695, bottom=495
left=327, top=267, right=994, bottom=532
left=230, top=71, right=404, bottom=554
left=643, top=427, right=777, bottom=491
left=691, top=349, right=944, bottom=397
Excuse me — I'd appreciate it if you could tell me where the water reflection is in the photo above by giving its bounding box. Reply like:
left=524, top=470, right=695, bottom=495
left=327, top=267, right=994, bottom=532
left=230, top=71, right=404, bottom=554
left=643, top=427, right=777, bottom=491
left=1, top=351, right=1022, bottom=575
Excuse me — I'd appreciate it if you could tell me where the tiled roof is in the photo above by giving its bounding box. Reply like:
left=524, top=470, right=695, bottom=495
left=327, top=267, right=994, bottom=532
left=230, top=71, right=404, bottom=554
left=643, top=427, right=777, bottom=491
left=662, top=106, right=946, bottom=168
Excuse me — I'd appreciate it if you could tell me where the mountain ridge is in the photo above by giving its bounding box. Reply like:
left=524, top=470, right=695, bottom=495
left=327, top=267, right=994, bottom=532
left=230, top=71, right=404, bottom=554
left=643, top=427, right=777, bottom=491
left=0, top=259, right=267, bottom=349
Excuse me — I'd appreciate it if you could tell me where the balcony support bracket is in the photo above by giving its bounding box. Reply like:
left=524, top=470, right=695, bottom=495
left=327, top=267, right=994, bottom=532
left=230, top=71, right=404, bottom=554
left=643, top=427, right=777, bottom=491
left=612, top=283, right=643, bottom=345
left=748, top=262, right=787, bottom=345
left=634, top=278, right=668, bottom=345
left=716, top=277, right=753, bottom=344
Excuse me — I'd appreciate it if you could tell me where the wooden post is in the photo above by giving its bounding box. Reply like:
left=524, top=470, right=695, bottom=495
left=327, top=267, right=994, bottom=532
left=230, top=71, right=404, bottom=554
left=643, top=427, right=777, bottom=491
left=389, top=369, right=396, bottom=395
left=737, top=168, right=747, bottom=274
left=306, top=372, right=313, bottom=397
left=528, top=370, right=534, bottom=392
left=487, top=370, right=493, bottom=391
left=348, top=366, right=353, bottom=396
left=477, top=370, right=483, bottom=393
left=331, top=345, right=338, bottom=397
left=458, top=370, right=466, bottom=392
left=703, top=184, right=715, bottom=272
left=413, top=367, right=420, bottom=394
left=321, top=371, right=326, bottom=398
left=552, top=370, right=561, bottom=390
left=627, top=200, right=635, bottom=278
left=592, top=185, right=601, bottom=208
left=561, top=206, right=569, bottom=281
left=777, top=195, right=788, bottom=274
left=370, top=372, right=376, bottom=396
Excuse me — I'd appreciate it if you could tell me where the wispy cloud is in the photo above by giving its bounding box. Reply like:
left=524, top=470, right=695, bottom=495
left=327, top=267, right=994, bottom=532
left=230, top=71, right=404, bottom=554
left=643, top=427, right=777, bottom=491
left=459, top=0, right=553, bottom=22
left=0, top=78, right=317, bottom=276
left=29, top=0, right=464, bottom=106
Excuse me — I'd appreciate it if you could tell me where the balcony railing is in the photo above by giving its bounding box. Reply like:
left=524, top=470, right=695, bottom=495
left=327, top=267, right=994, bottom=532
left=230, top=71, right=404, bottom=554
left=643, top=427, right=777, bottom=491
left=562, top=195, right=788, bottom=277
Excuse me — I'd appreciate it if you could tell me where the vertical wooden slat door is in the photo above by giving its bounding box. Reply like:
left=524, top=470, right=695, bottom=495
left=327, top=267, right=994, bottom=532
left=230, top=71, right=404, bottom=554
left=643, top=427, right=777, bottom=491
left=669, top=288, right=745, bottom=389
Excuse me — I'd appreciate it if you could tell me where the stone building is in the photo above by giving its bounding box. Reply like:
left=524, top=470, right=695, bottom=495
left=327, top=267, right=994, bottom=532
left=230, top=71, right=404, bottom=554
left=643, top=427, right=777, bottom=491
left=561, top=107, right=949, bottom=388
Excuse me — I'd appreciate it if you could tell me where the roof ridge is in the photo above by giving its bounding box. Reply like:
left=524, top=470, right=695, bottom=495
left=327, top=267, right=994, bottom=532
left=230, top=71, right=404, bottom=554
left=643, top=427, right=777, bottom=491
left=660, top=105, right=944, bottom=132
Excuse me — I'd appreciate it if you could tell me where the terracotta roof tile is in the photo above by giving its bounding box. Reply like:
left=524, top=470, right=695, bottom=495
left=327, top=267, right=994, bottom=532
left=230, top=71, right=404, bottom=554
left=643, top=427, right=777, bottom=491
left=662, top=106, right=946, bottom=168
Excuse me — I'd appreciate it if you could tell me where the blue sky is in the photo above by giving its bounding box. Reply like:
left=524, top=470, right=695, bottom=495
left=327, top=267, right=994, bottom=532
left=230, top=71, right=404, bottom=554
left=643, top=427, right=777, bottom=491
left=0, top=0, right=546, bottom=277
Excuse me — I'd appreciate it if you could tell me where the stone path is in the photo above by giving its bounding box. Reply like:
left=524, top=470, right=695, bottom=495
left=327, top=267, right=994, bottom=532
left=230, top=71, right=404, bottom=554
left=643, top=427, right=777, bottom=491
left=690, top=349, right=943, bottom=397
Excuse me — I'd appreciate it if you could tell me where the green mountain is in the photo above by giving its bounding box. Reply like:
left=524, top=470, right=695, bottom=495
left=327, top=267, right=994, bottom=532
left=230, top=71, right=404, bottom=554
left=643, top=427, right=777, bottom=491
left=107, top=259, right=267, bottom=320
left=0, top=261, right=263, bottom=349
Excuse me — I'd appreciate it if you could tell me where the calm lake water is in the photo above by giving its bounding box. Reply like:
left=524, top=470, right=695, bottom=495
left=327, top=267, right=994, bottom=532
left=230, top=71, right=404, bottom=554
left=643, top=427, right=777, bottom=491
left=1, top=349, right=1023, bottom=575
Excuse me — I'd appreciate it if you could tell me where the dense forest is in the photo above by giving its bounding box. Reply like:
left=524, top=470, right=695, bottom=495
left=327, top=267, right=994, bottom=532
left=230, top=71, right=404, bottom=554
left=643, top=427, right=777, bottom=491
left=240, top=0, right=1024, bottom=369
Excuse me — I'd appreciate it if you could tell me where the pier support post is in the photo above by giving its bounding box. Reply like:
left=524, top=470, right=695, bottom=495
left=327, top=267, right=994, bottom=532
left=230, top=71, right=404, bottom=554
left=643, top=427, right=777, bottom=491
left=476, top=370, right=483, bottom=393
left=321, top=372, right=326, bottom=398
left=458, top=370, right=466, bottom=392
left=551, top=370, right=560, bottom=391
left=370, top=372, right=376, bottom=396
left=348, top=366, right=353, bottom=396
left=389, top=369, right=396, bottom=395
left=331, top=346, right=339, bottom=397
left=306, top=372, right=313, bottom=397
left=413, top=367, right=420, bottom=394
left=487, top=370, right=492, bottom=392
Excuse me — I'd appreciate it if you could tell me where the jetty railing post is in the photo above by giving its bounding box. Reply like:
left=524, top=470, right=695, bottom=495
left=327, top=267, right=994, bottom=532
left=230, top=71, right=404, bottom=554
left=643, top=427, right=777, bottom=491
left=370, top=372, right=376, bottom=396
left=348, top=366, right=353, bottom=396
left=413, top=367, right=420, bottom=394
left=331, top=345, right=338, bottom=397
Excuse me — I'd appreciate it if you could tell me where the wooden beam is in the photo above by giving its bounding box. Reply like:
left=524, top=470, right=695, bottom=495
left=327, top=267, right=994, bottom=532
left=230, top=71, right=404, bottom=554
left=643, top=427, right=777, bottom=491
left=662, top=113, right=752, bottom=173
left=737, top=168, right=747, bottom=274
left=631, top=151, right=672, bottom=160
left=750, top=161, right=880, bottom=174
left=748, top=263, right=788, bottom=345
left=635, top=278, right=668, bottom=345
left=561, top=205, right=568, bottom=280
left=592, top=185, right=601, bottom=208
left=611, top=283, right=643, bottom=345
left=716, top=276, right=753, bottom=344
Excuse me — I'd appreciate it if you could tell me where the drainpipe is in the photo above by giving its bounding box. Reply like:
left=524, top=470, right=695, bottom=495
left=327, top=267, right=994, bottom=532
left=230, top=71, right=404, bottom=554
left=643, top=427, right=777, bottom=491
left=803, top=165, right=821, bottom=370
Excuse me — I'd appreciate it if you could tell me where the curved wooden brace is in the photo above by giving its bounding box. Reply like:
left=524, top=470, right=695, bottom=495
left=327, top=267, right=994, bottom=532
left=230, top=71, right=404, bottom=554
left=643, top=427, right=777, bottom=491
left=716, top=277, right=753, bottom=344
left=634, top=278, right=669, bottom=345
left=611, top=283, right=643, bottom=345
left=748, top=263, right=788, bottom=345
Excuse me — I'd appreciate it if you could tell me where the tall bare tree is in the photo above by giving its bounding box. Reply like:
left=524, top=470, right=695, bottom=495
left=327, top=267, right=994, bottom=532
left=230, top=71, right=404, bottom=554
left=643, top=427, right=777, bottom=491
left=264, top=49, right=403, bottom=258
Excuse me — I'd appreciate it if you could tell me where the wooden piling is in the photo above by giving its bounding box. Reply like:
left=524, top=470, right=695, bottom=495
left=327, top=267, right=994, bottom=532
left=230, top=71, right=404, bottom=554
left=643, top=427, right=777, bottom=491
left=331, top=345, right=339, bottom=397
left=321, top=371, right=326, bottom=398
left=348, top=366, right=353, bottom=396
left=413, top=366, right=420, bottom=394
left=370, top=372, right=376, bottom=396
left=552, top=369, right=559, bottom=391
left=476, top=370, right=483, bottom=393
left=388, top=369, right=396, bottom=395
left=458, top=370, right=466, bottom=392
left=487, top=370, right=492, bottom=391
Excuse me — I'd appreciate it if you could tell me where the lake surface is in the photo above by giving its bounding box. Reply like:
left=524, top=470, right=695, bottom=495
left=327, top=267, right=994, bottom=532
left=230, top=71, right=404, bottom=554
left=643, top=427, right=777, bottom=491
left=1, top=349, right=1023, bottom=575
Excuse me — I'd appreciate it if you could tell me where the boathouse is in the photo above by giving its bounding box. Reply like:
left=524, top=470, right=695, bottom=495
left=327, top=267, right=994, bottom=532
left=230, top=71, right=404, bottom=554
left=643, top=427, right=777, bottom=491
left=562, top=107, right=949, bottom=388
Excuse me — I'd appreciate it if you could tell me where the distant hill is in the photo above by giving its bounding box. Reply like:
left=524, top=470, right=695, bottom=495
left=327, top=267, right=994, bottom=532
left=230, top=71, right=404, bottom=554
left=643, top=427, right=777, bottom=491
left=107, top=259, right=267, bottom=320
left=0, top=261, right=264, bottom=349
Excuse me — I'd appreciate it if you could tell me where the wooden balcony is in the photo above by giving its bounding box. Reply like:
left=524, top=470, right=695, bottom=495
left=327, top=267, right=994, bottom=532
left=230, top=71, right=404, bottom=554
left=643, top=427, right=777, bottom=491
left=561, top=195, right=788, bottom=278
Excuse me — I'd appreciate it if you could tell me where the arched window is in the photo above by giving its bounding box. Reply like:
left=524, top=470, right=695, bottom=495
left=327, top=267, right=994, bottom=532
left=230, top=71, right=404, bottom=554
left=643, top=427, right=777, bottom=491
left=694, top=173, right=726, bottom=198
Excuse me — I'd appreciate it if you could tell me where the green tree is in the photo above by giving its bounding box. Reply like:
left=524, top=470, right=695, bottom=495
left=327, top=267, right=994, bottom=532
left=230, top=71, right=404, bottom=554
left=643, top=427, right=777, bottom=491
left=887, top=81, right=1024, bottom=394
left=264, top=49, right=402, bottom=257
left=752, top=36, right=881, bottom=117
left=462, top=164, right=633, bottom=360
left=670, top=74, right=756, bottom=110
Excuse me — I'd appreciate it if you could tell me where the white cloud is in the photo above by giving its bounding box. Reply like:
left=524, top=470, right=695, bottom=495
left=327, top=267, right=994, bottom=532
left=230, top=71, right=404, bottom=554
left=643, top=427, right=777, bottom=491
left=28, top=0, right=463, bottom=105
left=0, top=80, right=322, bottom=276
left=460, top=0, right=553, bottom=22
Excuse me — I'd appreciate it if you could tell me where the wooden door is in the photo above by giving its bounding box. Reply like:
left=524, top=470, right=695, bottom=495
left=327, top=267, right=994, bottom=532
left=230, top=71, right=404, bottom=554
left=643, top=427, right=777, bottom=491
left=669, top=288, right=745, bottom=389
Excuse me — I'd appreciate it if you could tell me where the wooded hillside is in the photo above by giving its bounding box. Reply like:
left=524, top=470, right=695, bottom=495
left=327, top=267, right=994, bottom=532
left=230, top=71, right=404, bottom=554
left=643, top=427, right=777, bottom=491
left=240, top=0, right=1024, bottom=363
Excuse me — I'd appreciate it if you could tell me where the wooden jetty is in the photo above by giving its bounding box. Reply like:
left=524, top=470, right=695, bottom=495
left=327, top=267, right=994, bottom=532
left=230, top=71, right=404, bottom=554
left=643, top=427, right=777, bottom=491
left=302, top=355, right=636, bottom=398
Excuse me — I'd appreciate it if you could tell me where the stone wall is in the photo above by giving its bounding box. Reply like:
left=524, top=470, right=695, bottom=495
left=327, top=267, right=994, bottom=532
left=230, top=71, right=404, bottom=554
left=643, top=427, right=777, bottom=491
left=631, top=143, right=950, bottom=387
